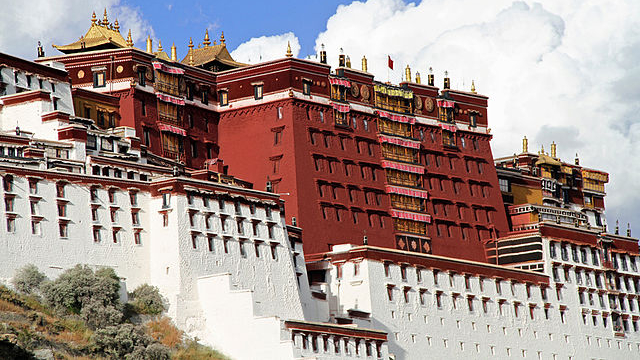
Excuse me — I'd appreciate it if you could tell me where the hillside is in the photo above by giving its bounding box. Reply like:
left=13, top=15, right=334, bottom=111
left=0, top=269, right=231, bottom=360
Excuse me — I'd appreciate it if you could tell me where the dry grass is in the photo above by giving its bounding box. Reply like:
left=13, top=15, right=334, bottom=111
left=146, top=316, right=184, bottom=348
left=0, top=299, right=25, bottom=313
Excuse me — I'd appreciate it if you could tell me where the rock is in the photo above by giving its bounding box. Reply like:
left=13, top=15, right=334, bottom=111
left=32, top=348, right=54, bottom=360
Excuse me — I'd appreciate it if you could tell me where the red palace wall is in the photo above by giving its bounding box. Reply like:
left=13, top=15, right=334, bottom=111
left=47, top=48, right=510, bottom=263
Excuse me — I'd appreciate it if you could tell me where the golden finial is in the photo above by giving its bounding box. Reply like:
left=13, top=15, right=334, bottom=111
left=540, top=144, right=545, bottom=155
left=91, top=11, right=97, bottom=26
left=171, top=43, right=177, bottom=61
left=213, top=40, right=217, bottom=45
left=522, top=136, right=528, bottom=153
left=203, top=29, right=211, bottom=47
left=286, top=41, right=293, bottom=57
left=405, top=65, right=411, bottom=82
left=220, top=31, right=226, bottom=45
left=361, top=56, right=368, bottom=72
left=114, top=19, right=120, bottom=32
left=471, top=80, right=476, bottom=93
left=415, top=72, right=421, bottom=84
left=188, top=38, right=194, bottom=66
left=158, top=39, right=163, bottom=52
left=550, top=141, right=557, bottom=158
left=146, top=35, right=152, bottom=53
left=102, top=8, right=109, bottom=26
left=125, top=29, right=134, bottom=47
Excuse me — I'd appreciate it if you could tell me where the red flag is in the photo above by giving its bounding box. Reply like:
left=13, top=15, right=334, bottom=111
left=388, top=55, right=394, bottom=70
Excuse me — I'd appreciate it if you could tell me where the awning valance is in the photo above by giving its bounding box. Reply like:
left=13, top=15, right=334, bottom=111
left=378, top=135, right=420, bottom=149
left=439, top=123, right=457, bottom=132
left=391, top=210, right=431, bottom=223
left=329, top=78, right=351, bottom=88
left=375, top=110, right=415, bottom=124
left=158, top=123, right=186, bottom=136
left=331, top=102, right=351, bottom=113
left=156, top=93, right=185, bottom=106
left=385, top=185, right=428, bottom=199
left=437, top=100, right=455, bottom=108
left=152, top=62, right=184, bottom=75
left=381, top=160, right=424, bottom=174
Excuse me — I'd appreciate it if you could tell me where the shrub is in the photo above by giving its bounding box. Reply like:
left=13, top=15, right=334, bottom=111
left=174, top=340, right=231, bottom=360
left=80, top=300, right=122, bottom=330
left=41, top=265, right=120, bottom=316
left=92, top=323, right=151, bottom=359
left=128, top=343, right=171, bottom=360
left=128, top=284, right=167, bottom=315
left=12, top=265, right=47, bottom=295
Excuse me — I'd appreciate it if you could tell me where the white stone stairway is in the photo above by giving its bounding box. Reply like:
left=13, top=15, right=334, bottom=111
left=196, top=273, right=298, bottom=360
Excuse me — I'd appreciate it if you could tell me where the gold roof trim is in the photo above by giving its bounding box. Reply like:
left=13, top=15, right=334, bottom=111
left=53, top=10, right=128, bottom=53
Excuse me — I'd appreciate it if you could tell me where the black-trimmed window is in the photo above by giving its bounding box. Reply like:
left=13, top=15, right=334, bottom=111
left=254, top=84, right=263, bottom=100
left=191, top=141, right=198, bottom=158
left=202, top=89, right=209, bottom=105
left=137, top=68, right=146, bottom=86
left=219, top=90, right=228, bottom=106
left=93, top=71, right=106, bottom=88
left=469, top=113, right=477, bottom=127
left=303, top=80, right=312, bottom=95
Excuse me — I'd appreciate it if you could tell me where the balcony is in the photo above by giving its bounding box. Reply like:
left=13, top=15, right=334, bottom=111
left=158, top=112, right=182, bottom=127
left=156, top=80, right=180, bottom=96
left=162, top=149, right=185, bottom=162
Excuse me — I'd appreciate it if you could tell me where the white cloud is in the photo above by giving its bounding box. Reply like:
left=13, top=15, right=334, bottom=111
left=0, top=0, right=154, bottom=59
left=315, top=0, right=640, bottom=229
left=230, top=32, right=300, bottom=64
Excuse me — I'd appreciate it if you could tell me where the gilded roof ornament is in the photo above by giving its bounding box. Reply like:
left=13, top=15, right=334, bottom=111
left=220, top=31, right=225, bottom=45
left=188, top=37, right=194, bottom=49
left=125, top=29, right=134, bottom=47
left=286, top=41, right=293, bottom=57
left=471, top=80, right=476, bottom=93
left=158, top=39, right=163, bottom=52
left=102, top=8, right=109, bottom=26
left=114, top=19, right=120, bottom=32
left=171, top=43, right=177, bottom=61
left=91, top=11, right=97, bottom=26
left=203, top=29, right=211, bottom=47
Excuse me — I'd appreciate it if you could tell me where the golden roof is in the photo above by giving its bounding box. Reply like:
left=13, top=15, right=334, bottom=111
left=535, top=153, right=561, bottom=166
left=53, top=10, right=128, bottom=54
left=180, top=31, right=245, bottom=70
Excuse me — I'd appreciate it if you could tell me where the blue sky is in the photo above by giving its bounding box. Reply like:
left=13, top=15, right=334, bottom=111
left=121, top=0, right=350, bottom=57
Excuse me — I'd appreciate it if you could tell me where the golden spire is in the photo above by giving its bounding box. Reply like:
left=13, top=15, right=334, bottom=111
left=522, top=136, right=528, bottom=153
left=405, top=65, right=411, bottom=82
left=415, top=72, right=421, bottom=84
left=188, top=38, right=194, bottom=66
left=125, top=29, right=134, bottom=47
left=102, top=8, right=109, bottom=26
left=91, top=11, right=97, bottom=26
left=114, top=19, right=120, bottom=32
left=220, top=31, right=226, bottom=45
left=540, top=144, right=545, bottom=155
left=361, top=56, right=367, bottom=72
left=551, top=141, right=557, bottom=158
left=171, top=43, right=177, bottom=61
left=146, top=35, right=152, bottom=53
left=285, top=41, right=293, bottom=57
left=471, top=80, right=476, bottom=93
left=203, top=29, right=211, bottom=47
left=158, top=39, right=163, bottom=52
